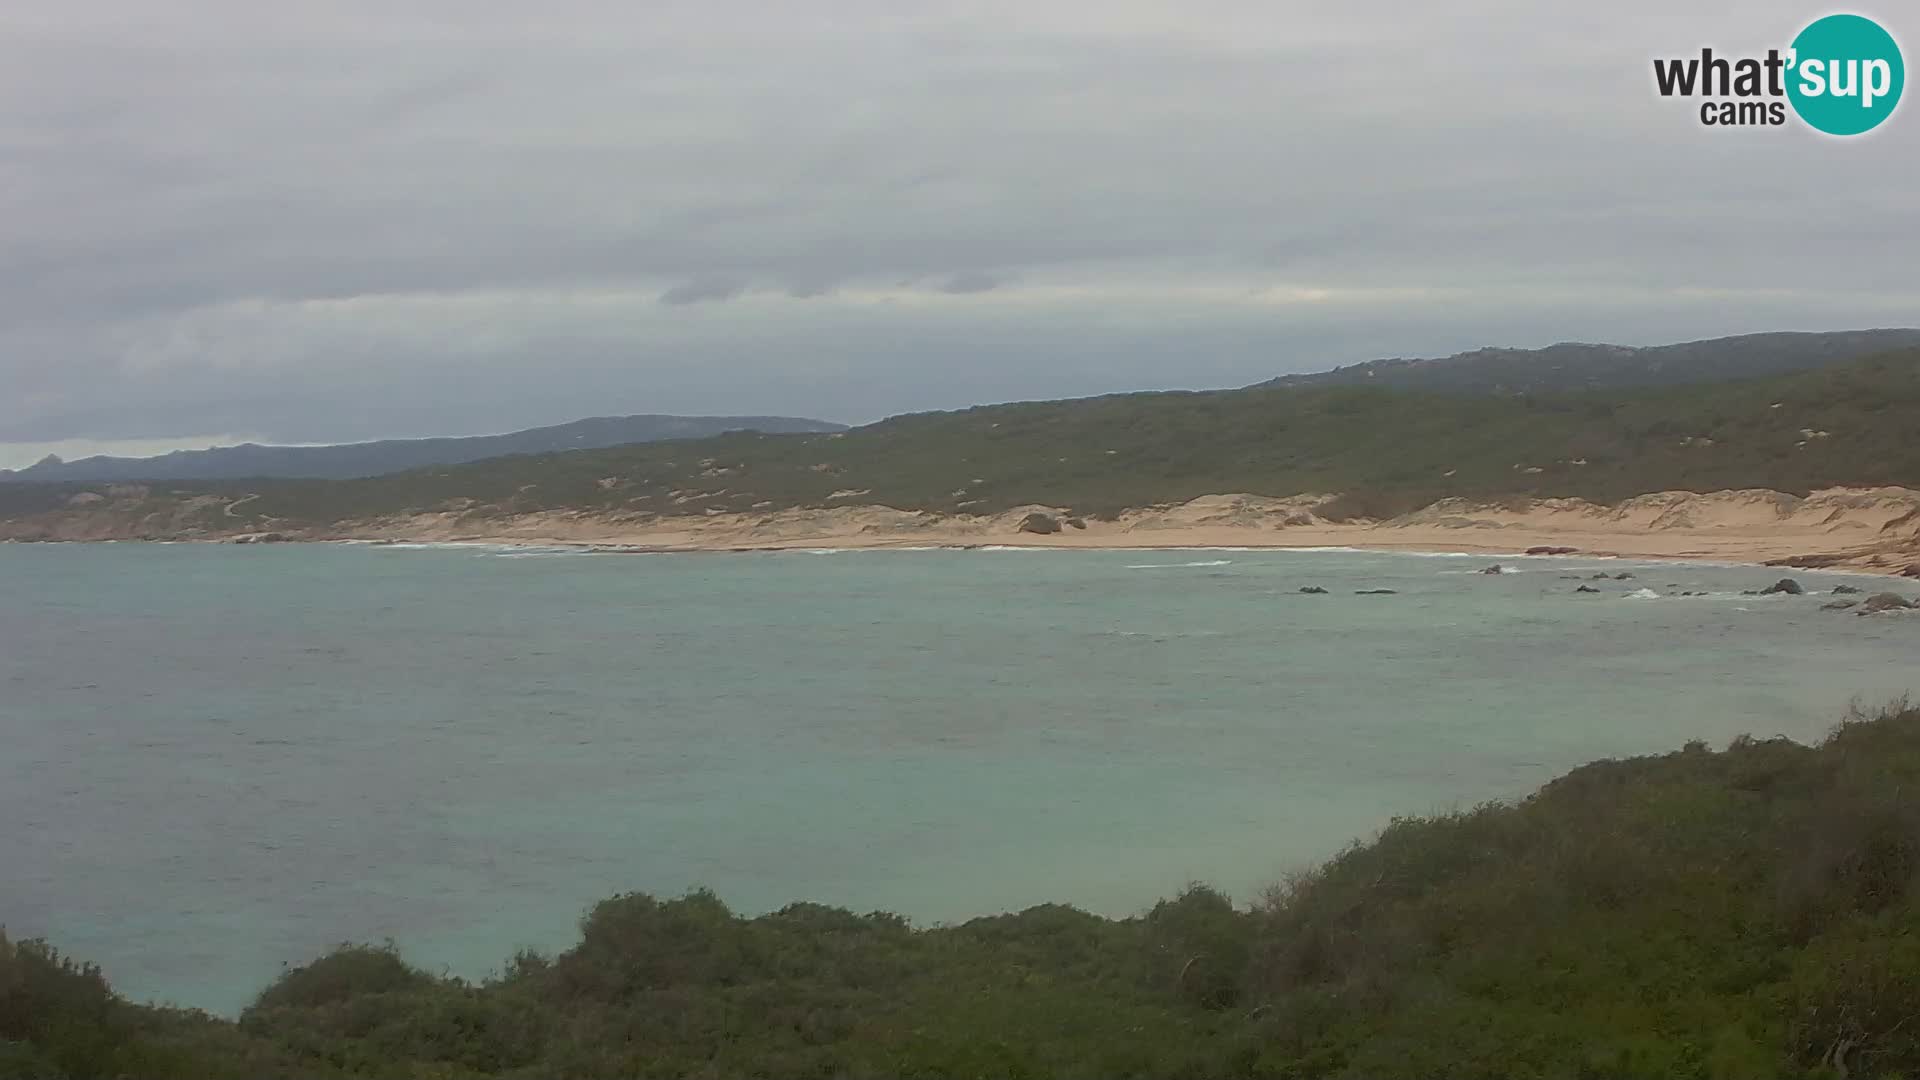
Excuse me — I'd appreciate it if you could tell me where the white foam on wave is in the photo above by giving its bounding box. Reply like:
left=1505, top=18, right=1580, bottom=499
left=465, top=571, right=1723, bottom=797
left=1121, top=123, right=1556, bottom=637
left=1623, top=587, right=1662, bottom=599
left=485, top=547, right=588, bottom=558
left=1318, top=548, right=1528, bottom=559
left=766, top=545, right=994, bottom=554
left=1125, top=559, right=1234, bottom=569
left=372, top=541, right=507, bottom=551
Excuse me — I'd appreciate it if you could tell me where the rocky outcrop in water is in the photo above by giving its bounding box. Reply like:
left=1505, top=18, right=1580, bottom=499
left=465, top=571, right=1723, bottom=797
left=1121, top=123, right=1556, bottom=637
left=1299, top=586, right=1329, bottom=594
left=1765, top=552, right=1851, bottom=569
left=1859, top=592, right=1916, bottom=614
left=1758, top=578, right=1804, bottom=596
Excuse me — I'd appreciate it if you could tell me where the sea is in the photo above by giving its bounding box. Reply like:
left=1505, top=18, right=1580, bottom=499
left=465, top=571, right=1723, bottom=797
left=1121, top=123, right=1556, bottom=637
left=2, top=541, right=1914, bottom=1014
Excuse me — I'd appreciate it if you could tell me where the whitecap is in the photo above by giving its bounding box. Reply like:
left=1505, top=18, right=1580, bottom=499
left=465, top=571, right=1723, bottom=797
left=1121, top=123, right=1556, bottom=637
left=372, top=541, right=512, bottom=552
left=1125, top=559, right=1234, bottom=569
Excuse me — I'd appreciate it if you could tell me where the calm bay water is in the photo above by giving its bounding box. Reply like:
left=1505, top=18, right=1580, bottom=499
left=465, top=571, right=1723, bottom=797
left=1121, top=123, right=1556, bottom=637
left=2, top=541, right=1914, bottom=1013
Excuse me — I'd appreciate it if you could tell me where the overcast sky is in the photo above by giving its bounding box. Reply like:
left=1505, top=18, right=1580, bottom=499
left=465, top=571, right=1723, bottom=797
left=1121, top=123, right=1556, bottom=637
left=2, top=1, right=1915, bottom=467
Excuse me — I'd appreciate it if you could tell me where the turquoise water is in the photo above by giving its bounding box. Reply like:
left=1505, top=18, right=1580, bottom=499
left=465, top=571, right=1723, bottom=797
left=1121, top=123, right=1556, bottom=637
left=1, top=542, right=1914, bottom=1014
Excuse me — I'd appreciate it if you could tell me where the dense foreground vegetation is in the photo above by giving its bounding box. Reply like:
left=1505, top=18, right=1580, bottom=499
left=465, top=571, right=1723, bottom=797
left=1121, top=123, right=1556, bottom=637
left=9, top=702, right=1920, bottom=1078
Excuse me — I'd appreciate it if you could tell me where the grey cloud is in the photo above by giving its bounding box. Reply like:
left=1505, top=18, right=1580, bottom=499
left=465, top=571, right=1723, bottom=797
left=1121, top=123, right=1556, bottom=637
left=0, top=0, right=1915, bottom=449
left=658, top=278, right=750, bottom=306
left=939, top=273, right=1004, bottom=295
left=784, top=274, right=840, bottom=299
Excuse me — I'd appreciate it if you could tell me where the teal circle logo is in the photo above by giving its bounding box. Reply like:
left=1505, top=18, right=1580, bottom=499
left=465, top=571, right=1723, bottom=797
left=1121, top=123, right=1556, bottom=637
left=1787, top=14, right=1904, bottom=135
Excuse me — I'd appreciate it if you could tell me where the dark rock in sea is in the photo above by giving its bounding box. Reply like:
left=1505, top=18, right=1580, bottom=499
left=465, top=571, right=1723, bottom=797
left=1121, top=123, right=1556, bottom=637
left=1822, top=599, right=1860, bottom=610
left=1758, top=578, right=1804, bottom=596
left=1526, top=545, right=1579, bottom=555
left=1559, top=574, right=1584, bottom=580
left=1299, top=586, right=1329, bottom=594
left=1859, top=592, right=1917, bottom=614
left=1833, top=584, right=1862, bottom=595
left=1614, top=572, right=1634, bottom=580
left=1063, top=517, right=1087, bottom=530
left=1017, top=512, right=1062, bottom=535
left=1479, top=564, right=1504, bottom=575
left=1590, top=573, right=1612, bottom=580
left=1766, top=552, right=1849, bottom=569
left=1575, top=585, right=1601, bottom=593
left=1354, top=589, right=1398, bottom=595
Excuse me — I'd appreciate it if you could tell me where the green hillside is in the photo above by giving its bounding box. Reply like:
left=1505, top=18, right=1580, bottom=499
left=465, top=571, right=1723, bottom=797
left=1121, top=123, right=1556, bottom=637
left=5, top=346, right=1920, bottom=532
left=256, top=344, right=1920, bottom=524
left=7, top=701, right=1920, bottom=1078
left=1255, top=329, right=1920, bottom=396
left=0, top=415, right=845, bottom=485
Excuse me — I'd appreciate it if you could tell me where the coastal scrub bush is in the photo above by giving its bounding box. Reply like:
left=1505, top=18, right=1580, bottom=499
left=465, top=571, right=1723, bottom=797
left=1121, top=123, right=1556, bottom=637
left=1143, top=885, right=1250, bottom=1009
left=13, top=700, right=1920, bottom=1077
left=248, top=942, right=430, bottom=1012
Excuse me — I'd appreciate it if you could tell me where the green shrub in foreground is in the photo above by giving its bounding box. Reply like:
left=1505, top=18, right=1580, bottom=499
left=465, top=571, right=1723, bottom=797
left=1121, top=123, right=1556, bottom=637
left=6, top=702, right=1920, bottom=1077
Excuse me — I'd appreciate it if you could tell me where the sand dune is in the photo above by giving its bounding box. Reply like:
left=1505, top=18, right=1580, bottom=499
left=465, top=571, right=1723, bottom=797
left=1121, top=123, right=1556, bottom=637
left=330, top=487, right=1920, bottom=576
left=7, top=486, right=1920, bottom=576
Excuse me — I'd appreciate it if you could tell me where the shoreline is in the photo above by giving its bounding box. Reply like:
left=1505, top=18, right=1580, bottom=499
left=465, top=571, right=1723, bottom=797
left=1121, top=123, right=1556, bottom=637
left=8, top=486, right=1920, bottom=579
left=336, top=532, right=1871, bottom=563
left=320, top=486, right=1920, bottom=579
left=314, top=536, right=1919, bottom=583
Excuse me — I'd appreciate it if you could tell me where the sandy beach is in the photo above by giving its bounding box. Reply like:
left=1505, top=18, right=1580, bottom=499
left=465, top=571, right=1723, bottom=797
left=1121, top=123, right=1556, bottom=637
left=9, top=485, right=1920, bottom=578
left=319, top=487, right=1920, bottom=576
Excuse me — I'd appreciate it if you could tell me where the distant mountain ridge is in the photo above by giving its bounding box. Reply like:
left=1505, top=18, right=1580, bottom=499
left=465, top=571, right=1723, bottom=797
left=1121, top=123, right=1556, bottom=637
left=0, top=414, right=846, bottom=484
left=1255, top=329, right=1920, bottom=395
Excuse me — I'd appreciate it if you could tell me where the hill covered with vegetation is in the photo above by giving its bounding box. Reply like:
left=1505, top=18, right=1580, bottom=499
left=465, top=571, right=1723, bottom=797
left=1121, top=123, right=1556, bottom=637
left=1255, top=329, right=1920, bottom=396
left=7, top=701, right=1920, bottom=1078
left=4, top=343, right=1920, bottom=535
left=0, top=414, right=844, bottom=485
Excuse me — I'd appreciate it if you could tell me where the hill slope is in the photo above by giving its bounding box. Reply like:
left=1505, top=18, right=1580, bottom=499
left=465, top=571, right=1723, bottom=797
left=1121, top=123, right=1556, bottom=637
left=0, top=414, right=845, bottom=484
left=7, top=701, right=1920, bottom=1078
left=1257, top=328, right=1920, bottom=396
left=4, top=344, right=1920, bottom=539
left=229, top=344, right=1920, bottom=525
